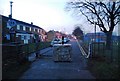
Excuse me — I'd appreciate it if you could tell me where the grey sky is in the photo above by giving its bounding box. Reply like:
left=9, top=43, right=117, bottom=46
left=0, top=0, right=118, bottom=35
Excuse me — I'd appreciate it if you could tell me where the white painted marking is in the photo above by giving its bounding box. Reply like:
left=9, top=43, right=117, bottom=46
left=76, top=39, right=88, bottom=58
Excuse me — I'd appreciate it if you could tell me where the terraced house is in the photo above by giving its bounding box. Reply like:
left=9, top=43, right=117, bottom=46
left=1, top=15, right=47, bottom=44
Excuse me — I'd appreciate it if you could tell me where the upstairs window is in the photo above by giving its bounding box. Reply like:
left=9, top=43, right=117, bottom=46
left=23, top=26, right=26, bottom=31
left=29, top=27, right=31, bottom=31
left=34, top=28, right=35, bottom=32
left=20, top=25, right=23, bottom=30
left=17, top=25, right=20, bottom=30
left=35, top=28, right=37, bottom=32
left=38, top=29, right=39, bottom=33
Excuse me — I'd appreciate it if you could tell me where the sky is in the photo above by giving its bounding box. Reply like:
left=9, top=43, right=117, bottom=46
left=0, top=0, right=119, bottom=35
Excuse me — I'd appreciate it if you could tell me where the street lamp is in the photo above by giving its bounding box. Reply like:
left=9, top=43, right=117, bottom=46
left=92, top=22, right=97, bottom=56
left=9, top=1, right=13, bottom=18
left=94, top=22, right=97, bottom=42
left=7, top=1, right=16, bottom=43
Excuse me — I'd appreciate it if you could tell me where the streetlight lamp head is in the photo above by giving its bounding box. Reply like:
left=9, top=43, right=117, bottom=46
left=10, top=1, right=13, bottom=4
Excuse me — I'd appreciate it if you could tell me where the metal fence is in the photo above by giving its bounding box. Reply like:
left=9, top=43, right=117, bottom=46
left=85, top=40, right=119, bottom=63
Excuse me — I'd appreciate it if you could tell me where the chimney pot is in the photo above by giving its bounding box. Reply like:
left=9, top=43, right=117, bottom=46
left=31, top=22, right=33, bottom=25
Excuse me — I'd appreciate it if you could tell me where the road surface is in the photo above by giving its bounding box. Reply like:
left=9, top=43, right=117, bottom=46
left=19, top=40, right=95, bottom=79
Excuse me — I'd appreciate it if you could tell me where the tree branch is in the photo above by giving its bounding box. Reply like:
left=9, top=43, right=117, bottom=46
left=66, top=1, right=119, bottom=33
left=93, top=6, right=107, bottom=32
left=113, top=3, right=120, bottom=15
left=79, top=9, right=94, bottom=24
left=114, top=19, right=120, bottom=26
left=112, top=2, right=116, bottom=13
left=99, top=2, right=111, bottom=13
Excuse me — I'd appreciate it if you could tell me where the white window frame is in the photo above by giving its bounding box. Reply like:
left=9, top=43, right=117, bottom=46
left=29, top=27, right=31, bottom=31
left=40, top=29, right=42, bottom=34
left=17, top=25, right=20, bottom=30
left=38, top=29, right=39, bottom=33
left=23, top=26, right=26, bottom=31
left=34, top=28, right=36, bottom=31
left=39, top=29, right=41, bottom=33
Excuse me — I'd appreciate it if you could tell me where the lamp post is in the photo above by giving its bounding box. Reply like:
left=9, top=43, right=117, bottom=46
left=93, top=22, right=97, bottom=56
left=94, top=22, right=97, bottom=42
left=10, top=1, right=13, bottom=18
left=8, top=1, right=16, bottom=43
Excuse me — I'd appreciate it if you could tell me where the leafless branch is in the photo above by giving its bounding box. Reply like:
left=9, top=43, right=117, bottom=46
left=66, top=0, right=119, bottom=33
left=114, top=19, right=120, bottom=26
left=79, top=9, right=94, bottom=24
left=99, top=2, right=111, bottom=14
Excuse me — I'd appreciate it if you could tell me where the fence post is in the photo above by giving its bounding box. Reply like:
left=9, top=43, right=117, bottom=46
left=87, top=42, right=91, bottom=58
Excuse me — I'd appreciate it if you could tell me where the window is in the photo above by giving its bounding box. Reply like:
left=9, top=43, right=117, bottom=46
left=34, top=28, right=35, bottom=31
left=6, top=34, right=10, bottom=40
left=17, top=25, right=20, bottom=30
left=40, top=29, right=42, bottom=34
left=35, top=29, right=37, bottom=32
left=26, top=27, right=29, bottom=31
left=20, top=25, right=23, bottom=30
left=23, top=26, right=26, bottom=31
left=38, top=29, right=39, bottom=33
left=29, top=27, right=31, bottom=31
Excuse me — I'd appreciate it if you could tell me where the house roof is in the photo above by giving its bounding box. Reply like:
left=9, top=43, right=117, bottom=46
left=2, top=15, right=42, bottom=29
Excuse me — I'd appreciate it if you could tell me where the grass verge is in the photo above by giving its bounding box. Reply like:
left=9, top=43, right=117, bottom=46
left=87, top=55, right=119, bottom=79
left=81, top=41, right=119, bottom=79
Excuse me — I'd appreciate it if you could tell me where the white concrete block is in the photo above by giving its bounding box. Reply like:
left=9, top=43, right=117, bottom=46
left=28, top=53, right=36, bottom=61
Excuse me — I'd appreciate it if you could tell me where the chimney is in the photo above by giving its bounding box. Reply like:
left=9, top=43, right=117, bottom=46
left=31, top=22, right=33, bottom=25
left=9, top=15, right=12, bottom=19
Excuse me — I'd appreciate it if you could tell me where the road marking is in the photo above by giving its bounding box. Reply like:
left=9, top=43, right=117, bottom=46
left=76, top=39, right=88, bottom=58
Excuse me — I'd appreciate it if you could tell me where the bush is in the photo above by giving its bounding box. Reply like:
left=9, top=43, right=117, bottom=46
left=2, top=42, right=50, bottom=79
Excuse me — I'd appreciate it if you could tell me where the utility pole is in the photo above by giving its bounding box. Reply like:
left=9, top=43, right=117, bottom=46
left=95, top=22, right=96, bottom=42
left=94, top=22, right=97, bottom=56
left=9, top=1, right=13, bottom=18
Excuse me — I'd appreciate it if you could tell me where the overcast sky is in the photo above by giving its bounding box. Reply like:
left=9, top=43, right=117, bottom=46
left=0, top=0, right=118, bottom=35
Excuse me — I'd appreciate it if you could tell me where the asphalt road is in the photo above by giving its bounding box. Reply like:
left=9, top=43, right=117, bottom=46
left=19, top=40, right=95, bottom=79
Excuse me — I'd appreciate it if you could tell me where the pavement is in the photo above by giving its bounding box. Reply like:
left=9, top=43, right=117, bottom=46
left=19, top=40, right=95, bottom=80
left=28, top=47, right=52, bottom=61
left=40, top=47, right=52, bottom=55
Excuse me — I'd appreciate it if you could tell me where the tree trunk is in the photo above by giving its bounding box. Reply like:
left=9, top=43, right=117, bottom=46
left=105, top=31, right=112, bottom=50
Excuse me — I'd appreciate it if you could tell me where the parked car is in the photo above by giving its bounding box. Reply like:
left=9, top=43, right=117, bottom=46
left=63, top=38, right=70, bottom=43
left=50, top=38, right=62, bottom=47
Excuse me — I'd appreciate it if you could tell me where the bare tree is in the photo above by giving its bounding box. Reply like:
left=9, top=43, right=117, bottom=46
left=66, top=0, right=120, bottom=49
